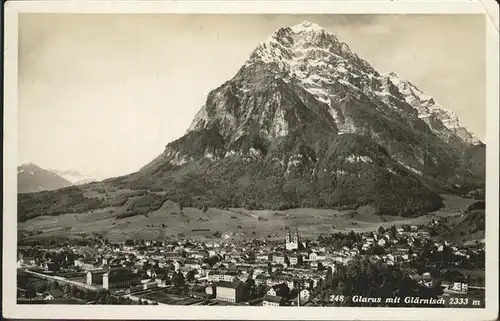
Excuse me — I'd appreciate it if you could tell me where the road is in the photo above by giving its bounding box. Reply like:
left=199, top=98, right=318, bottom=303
left=22, top=268, right=100, bottom=291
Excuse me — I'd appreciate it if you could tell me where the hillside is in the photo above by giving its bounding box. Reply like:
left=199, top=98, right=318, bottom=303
left=437, top=207, right=485, bottom=244
left=17, top=163, right=73, bottom=194
left=18, top=193, right=477, bottom=243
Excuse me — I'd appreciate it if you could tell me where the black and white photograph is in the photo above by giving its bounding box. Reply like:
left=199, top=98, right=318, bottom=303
left=3, top=1, right=499, bottom=320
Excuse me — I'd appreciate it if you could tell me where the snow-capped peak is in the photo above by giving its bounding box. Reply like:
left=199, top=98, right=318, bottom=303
left=247, top=21, right=375, bottom=78
left=50, top=169, right=97, bottom=185
left=382, top=72, right=481, bottom=145
left=290, top=21, right=329, bottom=34
left=193, top=22, right=480, bottom=148
left=18, top=161, right=36, bottom=167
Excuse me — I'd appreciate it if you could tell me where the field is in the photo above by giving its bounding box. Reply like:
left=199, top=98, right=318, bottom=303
left=139, top=289, right=202, bottom=305
left=18, top=193, right=479, bottom=243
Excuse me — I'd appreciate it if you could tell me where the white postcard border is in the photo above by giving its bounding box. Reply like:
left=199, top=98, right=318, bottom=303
left=3, top=1, right=499, bottom=320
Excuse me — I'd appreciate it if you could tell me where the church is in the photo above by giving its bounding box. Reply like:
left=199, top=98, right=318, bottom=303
left=285, top=228, right=305, bottom=251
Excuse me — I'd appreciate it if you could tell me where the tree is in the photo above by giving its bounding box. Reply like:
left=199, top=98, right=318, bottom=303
left=203, top=256, right=219, bottom=267
left=326, top=266, right=333, bottom=280
left=96, top=290, right=109, bottom=304
left=256, top=283, right=268, bottom=297
left=25, top=283, right=37, bottom=301
left=83, top=290, right=95, bottom=301
left=75, top=288, right=85, bottom=299
left=186, top=270, right=196, bottom=282
left=309, top=279, right=315, bottom=290
left=70, top=285, right=78, bottom=297
left=390, top=225, right=397, bottom=238
left=37, top=283, right=48, bottom=293
left=63, top=284, right=72, bottom=295
left=173, top=271, right=185, bottom=287
left=245, top=278, right=256, bottom=299
left=50, top=281, right=60, bottom=291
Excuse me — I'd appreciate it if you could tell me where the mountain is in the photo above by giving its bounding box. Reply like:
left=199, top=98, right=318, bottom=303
left=112, top=21, right=484, bottom=216
left=51, top=169, right=98, bottom=185
left=18, top=163, right=73, bottom=193
left=18, top=21, right=485, bottom=222
left=438, top=201, right=485, bottom=243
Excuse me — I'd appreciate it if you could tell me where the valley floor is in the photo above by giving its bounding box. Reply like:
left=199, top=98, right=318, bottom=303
left=18, top=194, right=479, bottom=244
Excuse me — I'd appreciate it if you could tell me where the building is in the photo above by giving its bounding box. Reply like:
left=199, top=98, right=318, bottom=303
left=272, top=254, right=285, bottom=265
left=87, top=269, right=107, bottom=285
left=299, top=288, right=311, bottom=301
left=288, top=254, right=302, bottom=266
left=215, top=280, right=246, bottom=303
left=263, top=295, right=285, bottom=307
left=75, top=259, right=97, bottom=271
left=165, top=252, right=184, bottom=261
left=270, top=264, right=284, bottom=273
left=266, top=283, right=289, bottom=298
left=207, top=270, right=239, bottom=282
left=187, top=250, right=207, bottom=259
left=42, top=290, right=63, bottom=301
left=309, top=252, right=318, bottom=261
left=254, top=274, right=268, bottom=286
left=173, top=261, right=183, bottom=272
left=103, top=267, right=140, bottom=289
left=448, top=282, right=469, bottom=294
left=205, top=284, right=216, bottom=298
left=256, top=254, right=271, bottom=261
left=143, top=281, right=158, bottom=290
left=21, top=257, right=36, bottom=266
left=238, top=272, right=250, bottom=282
left=286, top=228, right=300, bottom=251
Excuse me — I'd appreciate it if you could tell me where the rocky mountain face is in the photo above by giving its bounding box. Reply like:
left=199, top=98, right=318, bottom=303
left=18, top=163, right=73, bottom=193
left=114, top=21, right=485, bottom=216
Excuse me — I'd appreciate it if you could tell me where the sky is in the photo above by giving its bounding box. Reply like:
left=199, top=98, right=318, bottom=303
left=18, top=14, right=486, bottom=179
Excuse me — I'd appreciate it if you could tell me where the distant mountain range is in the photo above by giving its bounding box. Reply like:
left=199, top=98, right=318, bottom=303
left=50, top=169, right=98, bottom=185
left=17, top=163, right=97, bottom=193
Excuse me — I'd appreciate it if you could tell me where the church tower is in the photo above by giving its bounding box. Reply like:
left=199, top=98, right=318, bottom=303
left=286, top=228, right=300, bottom=251
left=292, top=228, right=299, bottom=243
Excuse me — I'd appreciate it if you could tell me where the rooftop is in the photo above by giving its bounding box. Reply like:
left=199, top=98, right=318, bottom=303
left=216, top=280, right=243, bottom=289
left=263, top=295, right=284, bottom=303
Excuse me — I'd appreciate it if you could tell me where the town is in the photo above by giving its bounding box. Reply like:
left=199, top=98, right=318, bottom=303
left=17, top=221, right=485, bottom=307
